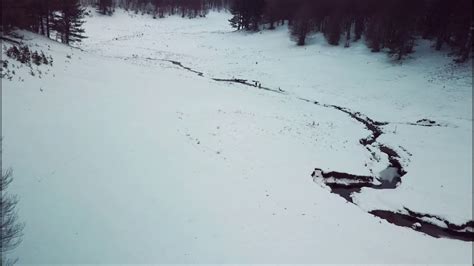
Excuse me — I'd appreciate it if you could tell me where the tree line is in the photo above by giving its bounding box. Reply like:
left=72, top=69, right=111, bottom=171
left=229, top=0, right=473, bottom=61
left=2, top=0, right=472, bottom=61
left=1, top=0, right=229, bottom=44
left=2, top=0, right=87, bottom=44
left=114, top=0, right=230, bottom=18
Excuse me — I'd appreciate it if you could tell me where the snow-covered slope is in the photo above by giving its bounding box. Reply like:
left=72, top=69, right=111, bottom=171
left=1, top=9, right=472, bottom=264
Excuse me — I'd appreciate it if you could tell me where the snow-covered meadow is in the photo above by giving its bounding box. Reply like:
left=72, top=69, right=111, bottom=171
left=1, top=9, right=472, bottom=264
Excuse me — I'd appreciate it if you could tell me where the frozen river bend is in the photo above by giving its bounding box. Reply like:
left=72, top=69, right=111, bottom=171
left=2, top=10, right=472, bottom=264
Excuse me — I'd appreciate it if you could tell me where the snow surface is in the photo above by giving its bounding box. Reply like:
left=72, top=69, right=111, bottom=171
left=1, top=9, right=472, bottom=264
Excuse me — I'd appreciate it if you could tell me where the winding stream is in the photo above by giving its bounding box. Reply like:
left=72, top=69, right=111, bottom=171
left=160, top=58, right=473, bottom=242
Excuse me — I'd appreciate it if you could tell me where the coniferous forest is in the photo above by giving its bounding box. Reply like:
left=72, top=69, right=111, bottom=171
left=230, top=0, right=472, bottom=61
left=1, top=0, right=472, bottom=59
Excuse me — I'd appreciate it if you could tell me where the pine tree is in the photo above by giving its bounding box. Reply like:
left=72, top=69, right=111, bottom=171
left=1, top=0, right=35, bottom=33
left=424, top=0, right=452, bottom=50
left=322, top=0, right=347, bottom=46
left=324, top=14, right=343, bottom=46
left=153, top=0, right=166, bottom=18
left=228, top=0, right=264, bottom=31
left=228, top=0, right=246, bottom=30
left=248, top=0, right=265, bottom=31
left=449, top=0, right=473, bottom=62
left=263, top=0, right=278, bottom=29
left=290, top=3, right=313, bottom=46
left=53, top=0, right=87, bottom=44
left=384, top=0, right=423, bottom=60
left=97, top=0, right=114, bottom=15
left=30, top=0, right=59, bottom=37
left=364, top=1, right=387, bottom=53
left=1, top=141, right=25, bottom=266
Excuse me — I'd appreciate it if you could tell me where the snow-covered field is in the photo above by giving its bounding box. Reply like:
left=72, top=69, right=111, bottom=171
left=1, top=9, right=472, bottom=264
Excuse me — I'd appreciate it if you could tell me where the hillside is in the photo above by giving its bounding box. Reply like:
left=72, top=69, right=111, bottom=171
left=1, top=9, right=472, bottom=264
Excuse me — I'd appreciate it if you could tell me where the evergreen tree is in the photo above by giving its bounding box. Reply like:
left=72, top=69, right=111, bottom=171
left=153, top=0, right=166, bottom=18
left=449, top=0, right=473, bottom=62
left=385, top=0, right=423, bottom=60
left=263, top=0, right=279, bottom=29
left=248, top=0, right=265, bottom=31
left=321, top=0, right=347, bottom=46
left=424, top=0, right=452, bottom=50
left=97, top=0, right=114, bottom=15
left=32, top=0, right=59, bottom=37
left=324, top=14, right=343, bottom=46
left=1, top=0, right=34, bottom=33
left=290, top=2, right=313, bottom=46
left=228, top=0, right=264, bottom=31
left=52, top=0, right=87, bottom=44
left=364, top=1, right=388, bottom=52
left=1, top=144, right=24, bottom=266
left=228, top=0, right=246, bottom=30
